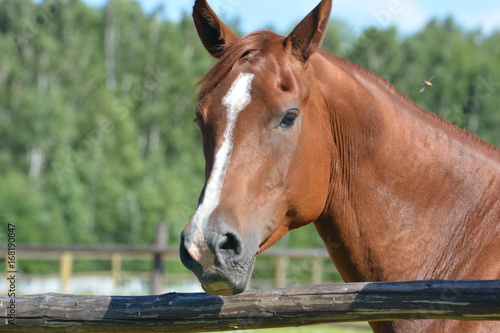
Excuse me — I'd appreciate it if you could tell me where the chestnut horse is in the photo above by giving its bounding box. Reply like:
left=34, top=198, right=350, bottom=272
left=180, top=0, right=500, bottom=331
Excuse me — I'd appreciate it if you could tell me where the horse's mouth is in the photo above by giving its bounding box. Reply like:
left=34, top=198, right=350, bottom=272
left=202, top=281, right=244, bottom=296
left=191, top=257, right=255, bottom=296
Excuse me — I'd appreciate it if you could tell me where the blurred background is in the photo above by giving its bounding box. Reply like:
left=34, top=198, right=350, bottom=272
left=0, top=0, right=499, bottom=324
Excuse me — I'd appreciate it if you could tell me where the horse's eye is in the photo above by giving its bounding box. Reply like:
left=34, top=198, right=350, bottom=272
left=280, top=110, right=298, bottom=128
left=194, top=114, right=204, bottom=130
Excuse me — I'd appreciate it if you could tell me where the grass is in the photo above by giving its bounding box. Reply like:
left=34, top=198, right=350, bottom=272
left=216, top=323, right=372, bottom=333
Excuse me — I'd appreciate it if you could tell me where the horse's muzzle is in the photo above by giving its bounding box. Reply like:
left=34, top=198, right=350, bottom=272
left=179, top=226, right=257, bottom=295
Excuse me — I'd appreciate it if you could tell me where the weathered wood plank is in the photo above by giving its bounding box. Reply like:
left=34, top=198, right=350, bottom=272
left=1, top=280, right=499, bottom=333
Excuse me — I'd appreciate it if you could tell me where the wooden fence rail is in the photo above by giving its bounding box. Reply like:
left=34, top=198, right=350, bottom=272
left=1, top=280, right=499, bottom=332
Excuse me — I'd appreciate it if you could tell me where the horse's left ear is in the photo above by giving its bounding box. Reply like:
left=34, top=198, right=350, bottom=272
left=283, top=0, right=332, bottom=63
left=193, top=0, right=239, bottom=58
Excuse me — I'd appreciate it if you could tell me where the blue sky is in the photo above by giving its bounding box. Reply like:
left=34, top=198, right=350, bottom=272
left=59, top=0, right=500, bottom=35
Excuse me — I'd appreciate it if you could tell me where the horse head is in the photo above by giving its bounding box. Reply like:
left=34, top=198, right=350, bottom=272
left=180, top=0, right=334, bottom=295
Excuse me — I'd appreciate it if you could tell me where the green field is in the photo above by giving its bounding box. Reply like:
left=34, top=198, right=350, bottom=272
left=219, top=324, right=372, bottom=333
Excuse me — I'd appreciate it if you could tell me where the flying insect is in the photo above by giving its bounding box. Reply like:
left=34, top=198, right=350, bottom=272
left=419, top=75, right=435, bottom=93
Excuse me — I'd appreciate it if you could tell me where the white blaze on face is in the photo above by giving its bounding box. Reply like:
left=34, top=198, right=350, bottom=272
left=186, top=73, right=255, bottom=266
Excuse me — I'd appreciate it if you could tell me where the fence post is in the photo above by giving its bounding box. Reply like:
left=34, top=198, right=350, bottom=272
left=152, top=223, right=168, bottom=295
left=111, top=252, right=122, bottom=294
left=59, top=252, right=73, bottom=294
left=311, top=258, right=323, bottom=285
left=274, top=256, right=288, bottom=288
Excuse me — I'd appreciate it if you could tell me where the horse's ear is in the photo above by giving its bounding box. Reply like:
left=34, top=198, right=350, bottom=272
left=193, top=0, right=239, bottom=58
left=283, top=0, right=332, bottom=63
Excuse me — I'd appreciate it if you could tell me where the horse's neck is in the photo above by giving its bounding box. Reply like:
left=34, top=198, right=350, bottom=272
left=316, top=58, right=500, bottom=283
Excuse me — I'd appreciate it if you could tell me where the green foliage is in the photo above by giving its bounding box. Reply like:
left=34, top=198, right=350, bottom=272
left=0, top=0, right=208, bottom=249
left=0, top=0, right=498, bottom=270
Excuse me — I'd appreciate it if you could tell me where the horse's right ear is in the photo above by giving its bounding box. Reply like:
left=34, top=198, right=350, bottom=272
left=193, top=0, right=239, bottom=58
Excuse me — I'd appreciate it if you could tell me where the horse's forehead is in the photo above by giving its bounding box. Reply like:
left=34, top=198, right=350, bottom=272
left=202, top=69, right=267, bottom=111
left=202, top=46, right=305, bottom=116
left=229, top=57, right=293, bottom=97
left=222, top=72, right=255, bottom=116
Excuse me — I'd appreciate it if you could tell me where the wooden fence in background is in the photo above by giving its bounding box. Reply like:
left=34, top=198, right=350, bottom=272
left=1, top=223, right=332, bottom=295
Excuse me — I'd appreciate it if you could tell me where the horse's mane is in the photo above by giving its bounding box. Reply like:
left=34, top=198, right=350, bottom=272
left=318, top=49, right=499, bottom=154
left=196, top=30, right=277, bottom=102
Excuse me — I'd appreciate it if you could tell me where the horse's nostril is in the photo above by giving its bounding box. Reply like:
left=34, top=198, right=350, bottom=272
left=219, top=233, right=242, bottom=257
left=179, top=234, right=194, bottom=270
